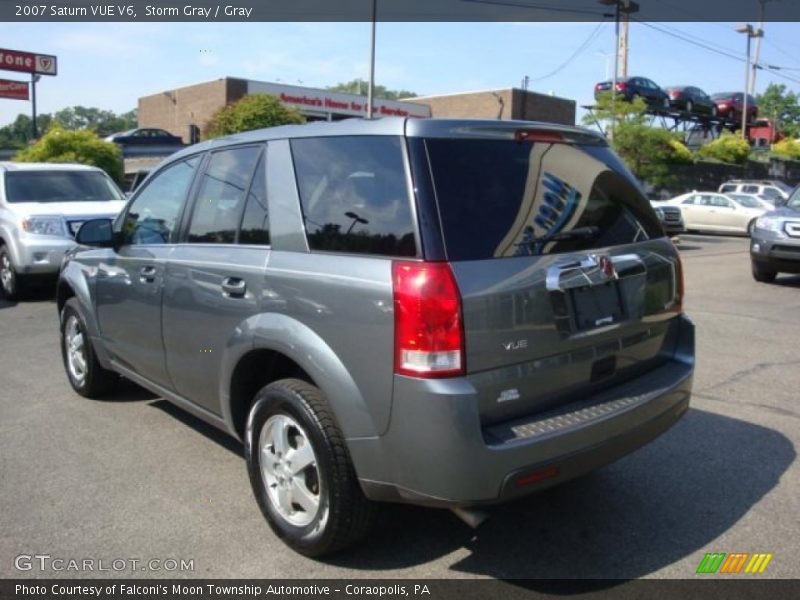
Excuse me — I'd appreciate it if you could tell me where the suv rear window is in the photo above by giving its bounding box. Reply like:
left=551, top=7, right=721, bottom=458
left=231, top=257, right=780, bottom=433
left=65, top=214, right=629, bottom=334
left=422, top=139, right=662, bottom=261
left=5, top=170, right=123, bottom=203
left=291, top=136, right=416, bottom=258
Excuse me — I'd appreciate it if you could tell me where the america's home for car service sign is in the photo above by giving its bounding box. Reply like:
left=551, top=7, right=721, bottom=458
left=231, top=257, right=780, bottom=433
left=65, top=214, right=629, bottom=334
left=0, top=48, right=58, bottom=75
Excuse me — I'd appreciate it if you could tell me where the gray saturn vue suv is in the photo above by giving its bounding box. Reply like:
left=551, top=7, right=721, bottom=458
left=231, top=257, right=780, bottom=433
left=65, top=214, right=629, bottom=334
left=57, top=118, right=694, bottom=556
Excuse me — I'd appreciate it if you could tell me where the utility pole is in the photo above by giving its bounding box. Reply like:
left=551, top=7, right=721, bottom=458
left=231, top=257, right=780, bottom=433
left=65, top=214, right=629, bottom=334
left=750, top=0, right=769, bottom=96
left=367, top=0, right=377, bottom=119
left=599, top=1, right=639, bottom=137
left=619, top=12, right=630, bottom=79
left=736, top=24, right=763, bottom=139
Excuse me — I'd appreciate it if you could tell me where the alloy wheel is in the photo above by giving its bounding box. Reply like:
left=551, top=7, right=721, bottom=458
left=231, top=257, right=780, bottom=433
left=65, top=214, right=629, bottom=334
left=64, top=315, right=88, bottom=385
left=259, top=413, right=321, bottom=527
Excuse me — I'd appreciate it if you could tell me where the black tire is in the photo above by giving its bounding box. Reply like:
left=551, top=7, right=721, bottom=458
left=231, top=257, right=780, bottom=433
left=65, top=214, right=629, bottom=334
left=60, top=298, right=118, bottom=398
left=0, top=245, right=24, bottom=301
left=245, top=378, right=376, bottom=557
left=747, top=219, right=757, bottom=237
left=752, top=261, right=777, bottom=283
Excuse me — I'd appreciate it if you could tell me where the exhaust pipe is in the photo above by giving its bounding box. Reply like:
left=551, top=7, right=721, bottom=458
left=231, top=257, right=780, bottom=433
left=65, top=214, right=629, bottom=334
left=451, top=507, right=488, bottom=529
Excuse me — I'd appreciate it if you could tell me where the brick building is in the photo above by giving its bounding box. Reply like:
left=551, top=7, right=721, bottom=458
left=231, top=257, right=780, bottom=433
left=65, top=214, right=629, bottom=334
left=407, top=88, right=575, bottom=124
left=138, top=78, right=576, bottom=144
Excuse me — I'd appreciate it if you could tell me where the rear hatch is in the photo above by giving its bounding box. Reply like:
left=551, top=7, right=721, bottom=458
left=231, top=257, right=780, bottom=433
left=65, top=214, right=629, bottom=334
left=408, top=124, right=683, bottom=425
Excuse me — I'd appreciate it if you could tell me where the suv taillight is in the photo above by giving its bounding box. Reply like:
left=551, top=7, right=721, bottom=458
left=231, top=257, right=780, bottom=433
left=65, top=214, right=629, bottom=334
left=615, top=82, right=627, bottom=91
left=392, top=261, right=464, bottom=378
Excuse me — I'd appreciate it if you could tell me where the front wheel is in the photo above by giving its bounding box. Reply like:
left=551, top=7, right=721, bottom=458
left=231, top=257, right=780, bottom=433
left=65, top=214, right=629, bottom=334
left=245, top=378, right=376, bottom=557
left=60, top=298, right=119, bottom=397
left=0, top=245, right=23, bottom=301
left=752, top=261, right=777, bottom=283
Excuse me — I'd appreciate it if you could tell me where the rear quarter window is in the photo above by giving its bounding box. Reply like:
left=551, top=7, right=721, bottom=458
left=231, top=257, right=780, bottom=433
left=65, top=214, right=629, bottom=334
left=290, top=136, right=417, bottom=258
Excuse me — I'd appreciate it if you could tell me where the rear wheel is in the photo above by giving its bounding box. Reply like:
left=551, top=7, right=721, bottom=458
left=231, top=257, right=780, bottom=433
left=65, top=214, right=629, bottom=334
left=60, top=298, right=118, bottom=397
left=747, top=219, right=757, bottom=237
left=245, top=378, right=376, bottom=556
left=752, top=261, right=777, bottom=283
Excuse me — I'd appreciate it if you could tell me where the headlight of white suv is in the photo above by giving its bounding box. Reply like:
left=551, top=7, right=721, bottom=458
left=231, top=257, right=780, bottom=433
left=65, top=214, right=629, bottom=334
left=21, top=216, right=67, bottom=236
left=754, top=216, right=783, bottom=233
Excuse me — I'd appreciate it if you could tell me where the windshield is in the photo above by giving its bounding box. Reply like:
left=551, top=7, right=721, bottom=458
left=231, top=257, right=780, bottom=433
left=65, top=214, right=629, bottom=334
left=5, top=170, right=123, bottom=203
left=729, top=194, right=762, bottom=208
left=787, top=188, right=800, bottom=210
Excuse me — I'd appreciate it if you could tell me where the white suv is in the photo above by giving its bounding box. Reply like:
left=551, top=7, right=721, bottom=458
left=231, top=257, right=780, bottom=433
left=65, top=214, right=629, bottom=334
left=718, top=180, right=792, bottom=205
left=0, top=162, right=125, bottom=300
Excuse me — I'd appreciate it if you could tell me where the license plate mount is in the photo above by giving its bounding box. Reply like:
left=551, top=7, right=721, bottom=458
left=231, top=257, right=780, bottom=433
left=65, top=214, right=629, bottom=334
left=569, top=281, right=625, bottom=332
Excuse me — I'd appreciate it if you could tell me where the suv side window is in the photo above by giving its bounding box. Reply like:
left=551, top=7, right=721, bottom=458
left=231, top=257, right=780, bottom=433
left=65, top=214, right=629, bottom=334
left=741, top=185, right=759, bottom=194
left=121, top=156, right=200, bottom=245
left=187, top=146, right=261, bottom=244
left=291, top=136, right=416, bottom=257
left=238, top=153, right=270, bottom=245
left=719, top=184, right=736, bottom=193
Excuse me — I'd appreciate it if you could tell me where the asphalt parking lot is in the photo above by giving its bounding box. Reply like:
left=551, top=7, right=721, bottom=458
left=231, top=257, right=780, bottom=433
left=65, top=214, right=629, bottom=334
left=1, top=234, right=798, bottom=580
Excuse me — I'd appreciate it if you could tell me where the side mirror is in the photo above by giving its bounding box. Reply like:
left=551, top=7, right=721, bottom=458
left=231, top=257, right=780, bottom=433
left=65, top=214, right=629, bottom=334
left=75, top=218, right=115, bottom=247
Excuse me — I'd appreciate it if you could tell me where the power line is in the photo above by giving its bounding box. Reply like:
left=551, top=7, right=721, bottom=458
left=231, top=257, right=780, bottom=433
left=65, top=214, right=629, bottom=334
left=460, top=0, right=609, bottom=18
left=633, top=20, right=800, bottom=87
left=528, top=22, right=606, bottom=82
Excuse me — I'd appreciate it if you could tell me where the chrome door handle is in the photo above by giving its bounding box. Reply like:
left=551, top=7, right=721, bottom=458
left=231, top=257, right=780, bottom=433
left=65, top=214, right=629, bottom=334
left=139, top=265, right=157, bottom=282
left=221, top=277, right=246, bottom=297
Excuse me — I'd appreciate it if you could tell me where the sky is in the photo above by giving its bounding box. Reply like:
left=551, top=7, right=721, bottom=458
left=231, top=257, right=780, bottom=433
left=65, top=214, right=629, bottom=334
left=1, top=21, right=800, bottom=127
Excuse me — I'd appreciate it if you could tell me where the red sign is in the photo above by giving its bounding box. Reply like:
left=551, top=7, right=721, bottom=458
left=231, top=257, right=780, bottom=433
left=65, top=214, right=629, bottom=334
left=0, top=48, right=57, bottom=75
left=0, top=78, right=29, bottom=100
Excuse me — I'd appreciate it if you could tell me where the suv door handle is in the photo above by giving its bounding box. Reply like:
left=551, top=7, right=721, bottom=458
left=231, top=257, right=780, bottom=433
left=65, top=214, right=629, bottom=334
left=221, top=277, right=246, bottom=297
left=139, top=265, right=157, bottom=282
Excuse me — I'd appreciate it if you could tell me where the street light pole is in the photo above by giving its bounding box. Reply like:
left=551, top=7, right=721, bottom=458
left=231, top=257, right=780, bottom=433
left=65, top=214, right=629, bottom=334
left=367, top=0, right=377, bottom=119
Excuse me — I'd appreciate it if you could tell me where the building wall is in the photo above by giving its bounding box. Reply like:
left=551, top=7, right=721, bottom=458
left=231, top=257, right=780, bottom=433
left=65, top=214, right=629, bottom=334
left=138, top=78, right=242, bottom=143
left=408, top=88, right=575, bottom=125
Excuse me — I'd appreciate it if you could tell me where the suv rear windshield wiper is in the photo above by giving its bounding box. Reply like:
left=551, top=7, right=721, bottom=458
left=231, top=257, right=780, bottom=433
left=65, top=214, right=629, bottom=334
left=516, top=226, right=600, bottom=255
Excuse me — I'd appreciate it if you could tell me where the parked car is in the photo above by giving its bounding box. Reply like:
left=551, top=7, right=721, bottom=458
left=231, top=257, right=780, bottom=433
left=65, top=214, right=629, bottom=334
left=594, top=76, right=670, bottom=109
left=104, top=128, right=184, bottom=146
left=718, top=180, right=792, bottom=204
left=58, top=118, right=694, bottom=556
left=661, top=191, right=766, bottom=235
left=0, top=162, right=125, bottom=300
left=727, top=193, right=774, bottom=210
left=750, top=187, right=800, bottom=282
left=710, top=92, right=758, bottom=123
left=664, top=86, right=717, bottom=117
left=650, top=201, right=685, bottom=235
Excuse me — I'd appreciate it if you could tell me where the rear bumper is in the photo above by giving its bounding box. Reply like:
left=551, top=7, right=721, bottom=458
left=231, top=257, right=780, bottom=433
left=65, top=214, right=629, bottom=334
left=350, top=315, right=694, bottom=507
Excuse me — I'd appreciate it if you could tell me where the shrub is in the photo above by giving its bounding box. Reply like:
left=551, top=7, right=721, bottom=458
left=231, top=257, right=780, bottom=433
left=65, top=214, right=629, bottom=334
left=205, top=94, right=305, bottom=139
left=772, top=138, right=800, bottom=161
left=14, top=125, right=123, bottom=183
left=696, top=132, right=750, bottom=164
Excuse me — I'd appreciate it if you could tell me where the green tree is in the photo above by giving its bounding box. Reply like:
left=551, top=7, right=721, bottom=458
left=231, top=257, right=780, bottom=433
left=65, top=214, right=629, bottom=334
left=327, top=79, right=417, bottom=100
left=0, top=113, right=54, bottom=148
left=14, top=125, right=124, bottom=183
left=696, top=132, right=750, bottom=164
left=52, top=106, right=138, bottom=136
left=204, top=94, right=305, bottom=139
left=583, top=92, right=692, bottom=185
left=756, top=83, right=800, bottom=138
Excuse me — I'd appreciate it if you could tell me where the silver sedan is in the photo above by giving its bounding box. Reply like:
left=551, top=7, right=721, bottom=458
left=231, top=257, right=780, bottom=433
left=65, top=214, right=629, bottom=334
left=655, top=192, right=767, bottom=235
